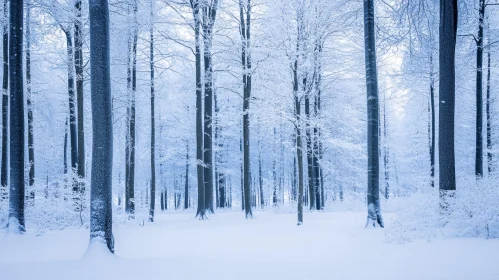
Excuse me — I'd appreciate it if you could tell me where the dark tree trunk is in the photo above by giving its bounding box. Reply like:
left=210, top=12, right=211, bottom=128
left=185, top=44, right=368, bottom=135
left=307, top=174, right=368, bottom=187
left=429, top=53, right=436, bottom=187
left=364, top=0, right=384, bottom=227
left=383, top=91, right=389, bottom=200
left=185, top=141, right=189, bottom=210
left=313, top=42, right=322, bottom=209
left=305, top=84, right=315, bottom=210
left=294, top=19, right=304, bottom=225
left=149, top=2, right=156, bottom=222
left=486, top=41, right=492, bottom=174
left=64, top=118, right=69, bottom=175
left=475, top=0, right=485, bottom=179
left=240, top=134, right=244, bottom=211
left=240, top=0, right=252, bottom=218
left=62, top=28, right=79, bottom=203
left=191, top=0, right=205, bottom=219
left=439, top=0, right=457, bottom=206
left=202, top=0, right=220, bottom=215
left=26, top=1, right=35, bottom=203
left=1, top=0, right=8, bottom=200
left=8, top=0, right=25, bottom=233
left=272, top=128, right=277, bottom=206
left=295, top=94, right=304, bottom=226
left=160, top=191, right=164, bottom=211
left=75, top=0, right=85, bottom=189
left=89, top=0, right=114, bottom=252
left=257, top=127, right=263, bottom=208
left=125, top=0, right=138, bottom=218
left=214, top=87, right=224, bottom=208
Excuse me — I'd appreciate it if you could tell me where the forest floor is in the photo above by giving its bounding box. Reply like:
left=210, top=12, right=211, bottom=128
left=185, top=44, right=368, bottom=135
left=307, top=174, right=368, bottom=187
left=1, top=211, right=498, bottom=280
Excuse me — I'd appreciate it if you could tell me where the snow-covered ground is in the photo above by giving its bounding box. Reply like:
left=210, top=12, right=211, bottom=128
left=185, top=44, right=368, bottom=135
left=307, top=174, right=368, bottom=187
left=1, top=211, right=498, bottom=280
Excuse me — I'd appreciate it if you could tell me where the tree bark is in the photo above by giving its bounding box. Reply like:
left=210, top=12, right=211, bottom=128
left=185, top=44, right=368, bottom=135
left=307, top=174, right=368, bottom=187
left=383, top=91, right=389, bottom=199
left=240, top=0, right=252, bottom=218
left=185, top=141, right=189, bottom=209
left=429, top=53, right=436, bottom=187
left=1, top=0, right=8, bottom=200
left=62, top=28, right=79, bottom=203
left=26, top=0, right=35, bottom=203
left=89, top=0, right=114, bottom=252
left=75, top=0, right=85, bottom=188
left=486, top=40, right=492, bottom=174
left=439, top=0, right=457, bottom=207
left=202, top=0, right=219, bottom=215
left=364, top=0, right=384, bottom=227
left=191, top=0, right=206, bottom=219
left=8, top=0, right=25, bottom=233
left=475, top=0, right=485, bottom=179
left=125, top=0, right=138, bottom=218
left=149, top=0, right=156, bottom=222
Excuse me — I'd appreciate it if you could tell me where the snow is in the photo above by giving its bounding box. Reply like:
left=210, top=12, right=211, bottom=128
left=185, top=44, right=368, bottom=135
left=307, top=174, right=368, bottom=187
left=1, top=211, right=499, bottom=280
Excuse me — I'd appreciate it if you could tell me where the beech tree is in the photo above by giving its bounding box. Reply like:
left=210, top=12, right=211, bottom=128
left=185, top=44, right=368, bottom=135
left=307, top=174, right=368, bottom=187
left=89, top=0, right=114, bottom=253
left=149, top=0, right=156, bottom=222
left=125, top=0, right=138, bottom=218
left=26, top=0, right=35, bottom=203
left=201, top=0, right=220, bottom=214
left=75, top=0, right=86, bottom=192
left=8, top=0, right=25, bottom=233
left=364, top=0, right=384, bottom=228
left=439, top=0, right=457, bottom=206
left=1, top=0, right=7, bottom=200
left=240, top=0, right=252, bottom=218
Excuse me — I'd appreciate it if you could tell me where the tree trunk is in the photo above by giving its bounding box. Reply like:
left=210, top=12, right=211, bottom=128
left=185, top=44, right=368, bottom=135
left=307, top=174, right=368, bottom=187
left=149, top=0, right=156, bottom=222
left=383, top=91, right=389, bottom=199
left=26, top=1, right=35, bottom=204
left=62, top=27, right=80, bottom=208
left=313, top=42, right=322, bottom=209
left=64, top=117, right=69, bottom=175
left=439, top=0, right=457, bottom=208
left=75, top=0, right=85, bottom=190
left=240, top=133, right=244, bottom=210
left=240, top=0, right=252, bottom=218
left=185, top=141, right=189, bottom=209
left=190, top=0, right=205, bottom=219
left=486, top=40, right=492, bottom=174
left=475, top=0, right=485, bottom=179
left=305, top=82, right=315, bottom=210
left=8, top=0, right=25, bottom=233
left=202, top=0, right=220, bottom=215
left=125, top=0, right=138, bottom=218
left=257, top=125, right=264, bottom=208
left=429, top=53, right=436, bottom=187
left=295, top=94, right=304, bottom=226
left=1, top=0, right=8, bottom=200
left=89, top=0, right=114, bottom=253
left=364, top=0, right=384, bottom=227
left=438, top=0, right=458, bottom=206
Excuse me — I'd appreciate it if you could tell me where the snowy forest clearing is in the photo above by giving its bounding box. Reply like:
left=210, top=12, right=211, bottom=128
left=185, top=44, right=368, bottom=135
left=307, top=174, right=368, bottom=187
left=1, top=211, right=498, bottom=280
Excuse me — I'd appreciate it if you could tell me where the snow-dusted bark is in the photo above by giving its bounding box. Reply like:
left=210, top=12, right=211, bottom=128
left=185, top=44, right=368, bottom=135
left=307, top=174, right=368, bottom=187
left=125, top=0, right=138, bottom=218
left=475, top=0, right=485, bottom=179
left=240, top=0, right=252, bottom=218
left=191, top=0, right=206, bottom=219
left=202, top=0, right=220, bottom=215
left=363, top=0, right=383, bottom=228
left=438, top=0, right=457, bottom=205
left=74, top=0, right=86, bottom=191
left=149, top=0, right=156, bottom=222
left=1, top=0, right=8, bottom=200
left=89, top=0, right=114, bottom=253
left=26, top=0, right=35, bottom=203
left=8, top=0, right=25, bottom=233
